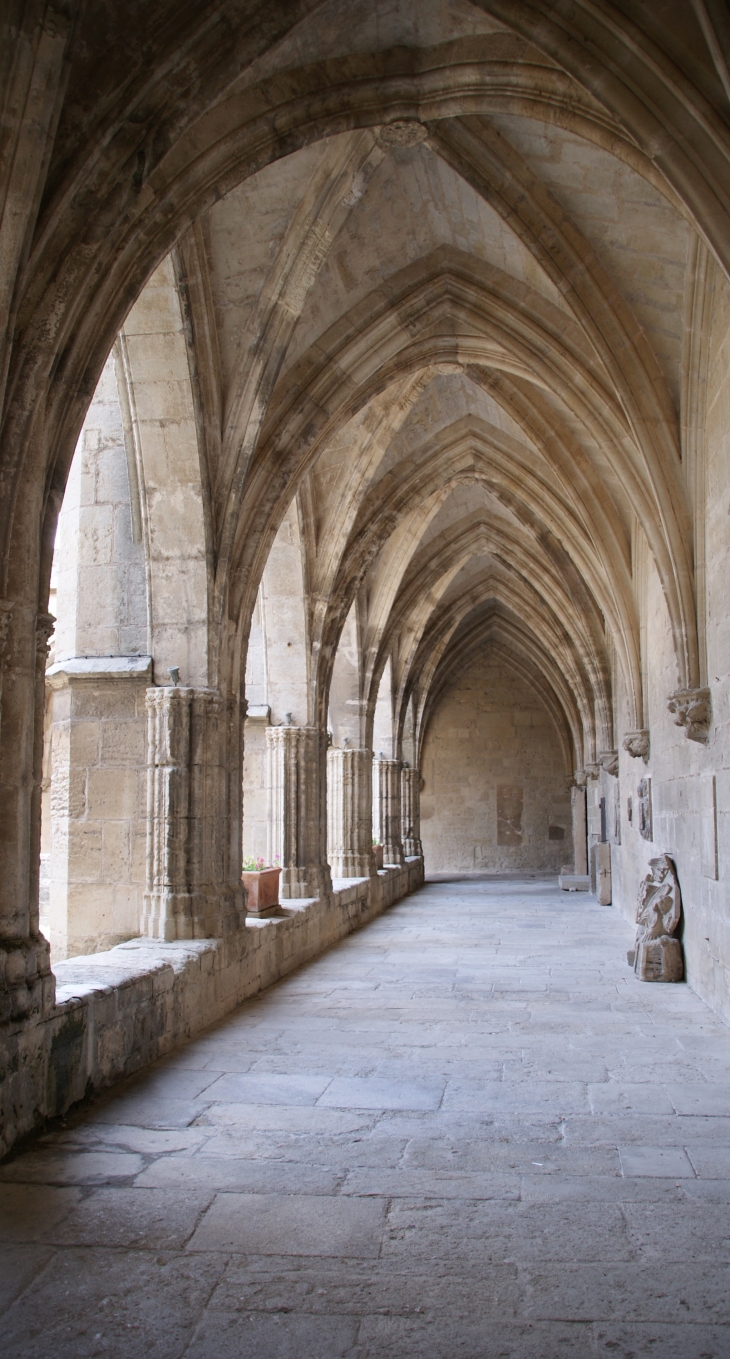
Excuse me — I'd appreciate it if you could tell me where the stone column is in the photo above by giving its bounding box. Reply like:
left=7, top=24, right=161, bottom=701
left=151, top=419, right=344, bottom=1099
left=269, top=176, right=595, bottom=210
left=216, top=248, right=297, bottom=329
left=45, top=656, right=151, bottom=960
left=0, top=600, right=55, bottom=1023
left=373, top=757, right=404, bottom=867
left=401, top=763, right=422, bottom=858
left=570, top=784, right=588, bottom=876
left=327, top=745, right=374, bottom=878
left=143, top=686, right=243, bottom=940
left=266, top=724, right=331, bottom=900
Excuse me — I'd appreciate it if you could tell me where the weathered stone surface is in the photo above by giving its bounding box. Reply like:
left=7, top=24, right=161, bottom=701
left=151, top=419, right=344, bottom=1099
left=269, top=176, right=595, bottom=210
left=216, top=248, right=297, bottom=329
left=0, top=861, right=423, bottom=1158
left=1, top=876, right=730, bottom=1354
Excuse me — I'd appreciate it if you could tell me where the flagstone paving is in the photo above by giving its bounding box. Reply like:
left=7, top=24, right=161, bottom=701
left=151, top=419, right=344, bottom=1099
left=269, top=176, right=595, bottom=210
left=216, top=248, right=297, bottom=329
left=2, top=875, right=730, bottom=1357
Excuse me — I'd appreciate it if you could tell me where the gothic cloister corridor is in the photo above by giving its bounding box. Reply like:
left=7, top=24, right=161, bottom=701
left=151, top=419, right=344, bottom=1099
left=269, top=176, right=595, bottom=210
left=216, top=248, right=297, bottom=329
left=2, top=876, right=729, bottom=1359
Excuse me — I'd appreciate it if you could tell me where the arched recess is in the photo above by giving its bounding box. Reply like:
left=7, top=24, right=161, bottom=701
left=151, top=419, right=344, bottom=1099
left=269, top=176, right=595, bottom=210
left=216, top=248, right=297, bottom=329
left=242, top=497, right=311, bottom=867
left=371, top=657, right=394, bottom=760
left=419, top=634, right=574, bottom=875
left=116, top=253, right=212, bottom=689
left=42, top=352, right=150, bottom=961
left=328, top=601, right=363, bottom=747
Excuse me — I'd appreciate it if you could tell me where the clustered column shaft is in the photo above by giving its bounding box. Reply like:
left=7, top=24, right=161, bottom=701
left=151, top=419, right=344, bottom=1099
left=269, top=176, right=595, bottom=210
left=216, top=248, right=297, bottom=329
left=143, top=686, right=243, bottom=940
left=327, top=746, right=375, bottom=878
left=373, top=757, right=405, bottom=867
left=401, top=764, right=422, bottom=858
left=266, top=724, right=332, bottom=900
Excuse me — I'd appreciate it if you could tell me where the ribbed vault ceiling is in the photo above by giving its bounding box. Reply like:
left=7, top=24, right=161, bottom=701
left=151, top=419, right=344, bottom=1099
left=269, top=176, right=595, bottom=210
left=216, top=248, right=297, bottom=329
left=159, top=34, right=700, bottom=774
left=6, top=0, right=730, bottom=780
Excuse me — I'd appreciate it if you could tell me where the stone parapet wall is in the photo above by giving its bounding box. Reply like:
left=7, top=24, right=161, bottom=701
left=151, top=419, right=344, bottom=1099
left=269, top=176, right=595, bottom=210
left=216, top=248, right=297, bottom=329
left=0, top=858, right=423, bottom=1158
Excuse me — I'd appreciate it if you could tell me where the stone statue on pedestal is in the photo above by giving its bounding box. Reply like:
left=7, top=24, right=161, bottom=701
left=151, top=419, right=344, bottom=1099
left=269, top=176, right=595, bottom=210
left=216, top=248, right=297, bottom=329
left=628, top=855, right=684, bottom=982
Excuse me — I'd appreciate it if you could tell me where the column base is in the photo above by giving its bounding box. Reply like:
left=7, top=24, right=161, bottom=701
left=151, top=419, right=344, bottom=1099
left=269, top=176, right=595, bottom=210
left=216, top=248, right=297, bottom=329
left=382, top=841, right=405, bottom=867
left=329, top=852, right=376, bottom=879
left=0, top=934, right=55, bottom=1022
left=281, top=863, right=332, bottom=900
left=142, top=887, right=244, bottom=940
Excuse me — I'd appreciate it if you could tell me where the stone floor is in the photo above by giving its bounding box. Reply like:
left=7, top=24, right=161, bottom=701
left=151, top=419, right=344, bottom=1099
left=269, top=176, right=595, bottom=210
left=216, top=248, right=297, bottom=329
left=2, top=876, right=730, bottom=1358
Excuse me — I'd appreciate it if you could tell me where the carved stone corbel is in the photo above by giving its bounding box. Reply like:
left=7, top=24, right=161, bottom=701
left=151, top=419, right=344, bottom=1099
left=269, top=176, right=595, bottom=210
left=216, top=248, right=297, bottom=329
left=623, top=729, right=650, bottom=760
left=667, top=687, right=711, bottom=743
left=584, top=762, right=601, bottom=781
left=599, top=750, right=619, bottom=777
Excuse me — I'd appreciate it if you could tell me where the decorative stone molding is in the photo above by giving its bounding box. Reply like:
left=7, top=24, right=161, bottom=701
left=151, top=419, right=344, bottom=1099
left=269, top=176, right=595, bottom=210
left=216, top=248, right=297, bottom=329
left=667, top=687, right=711, bottom=742
left=327, top=746, right=374, bottom=878
left=35, top=611, right=55, bottom=661
left=584, top=762, right=601, bottom=781
left=143, top=686, right=243, bottom=940
left=378, top=120, right=428, bottom=148
left=373, top=757, right=405, bottom=866
left=622, top=729, right=650, bottom=760
left=599, top=749, right=619, bottom=777
left=401, top=764, right=422, bottom=857
left=266, top=724, right=332, bottom=900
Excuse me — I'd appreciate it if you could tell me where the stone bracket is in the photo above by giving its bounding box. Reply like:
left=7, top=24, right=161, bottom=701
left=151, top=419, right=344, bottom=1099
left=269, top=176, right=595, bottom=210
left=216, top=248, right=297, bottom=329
left=622, top=729, right=650, bottom=760
left=667, top=687, right=711, bottom=743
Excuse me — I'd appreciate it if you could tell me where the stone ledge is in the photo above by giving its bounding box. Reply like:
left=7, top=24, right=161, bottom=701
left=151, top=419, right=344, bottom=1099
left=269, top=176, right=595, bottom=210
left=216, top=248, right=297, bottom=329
left=0, top=858, right=424, bottom=1158
left=46, top=655, right=153, bottom=686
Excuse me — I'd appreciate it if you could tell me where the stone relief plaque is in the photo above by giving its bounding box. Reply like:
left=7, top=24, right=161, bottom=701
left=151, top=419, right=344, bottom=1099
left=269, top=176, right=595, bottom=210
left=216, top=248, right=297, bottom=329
left=637, top=776, right=652, bottom=841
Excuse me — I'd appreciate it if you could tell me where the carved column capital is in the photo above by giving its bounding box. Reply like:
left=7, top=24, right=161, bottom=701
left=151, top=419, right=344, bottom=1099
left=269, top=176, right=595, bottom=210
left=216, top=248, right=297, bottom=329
left=667, top=687, right=711, bottom=742
left=599, top=749, right=619, bottom=777
left=622, top=729, right=650, bottom=760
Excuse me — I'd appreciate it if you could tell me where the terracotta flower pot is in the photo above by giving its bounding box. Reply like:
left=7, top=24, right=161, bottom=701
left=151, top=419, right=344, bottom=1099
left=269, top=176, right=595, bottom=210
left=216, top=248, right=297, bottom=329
left=242, top=866, right=281, bottom=917
left=373, top=844, right=384, bottom=870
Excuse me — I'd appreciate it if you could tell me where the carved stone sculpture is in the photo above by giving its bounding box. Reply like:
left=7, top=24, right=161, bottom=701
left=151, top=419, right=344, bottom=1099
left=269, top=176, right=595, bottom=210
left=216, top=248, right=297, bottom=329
left=599, top=749, right=619, bottom=777
left=628, top=855, right=684, bottom=982
left=623, top=729, right=650, bottom=760
left=667, top=687, right=711, bottom=742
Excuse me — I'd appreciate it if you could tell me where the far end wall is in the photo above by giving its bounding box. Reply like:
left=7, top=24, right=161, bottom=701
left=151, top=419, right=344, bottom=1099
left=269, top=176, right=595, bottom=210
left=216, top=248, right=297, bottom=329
left=420, top=651, right=572, bottom=874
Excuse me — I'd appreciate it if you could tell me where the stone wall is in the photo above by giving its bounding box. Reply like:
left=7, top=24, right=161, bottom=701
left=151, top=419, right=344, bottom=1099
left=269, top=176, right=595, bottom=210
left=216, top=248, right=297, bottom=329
left=420, top=651, right=572, bottom=873
left=609, top=265, right=730, bottom=1023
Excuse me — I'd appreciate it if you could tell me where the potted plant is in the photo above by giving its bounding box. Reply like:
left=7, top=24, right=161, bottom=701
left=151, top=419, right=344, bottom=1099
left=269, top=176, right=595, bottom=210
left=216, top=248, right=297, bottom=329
left=242, top=856, right=282, bottom=917
left=372, top=838, right=384, bottom=870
